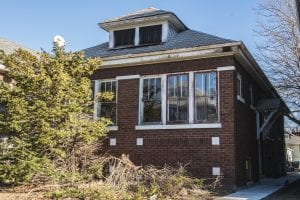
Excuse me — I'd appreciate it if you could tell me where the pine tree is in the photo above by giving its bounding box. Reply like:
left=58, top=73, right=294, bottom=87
left=0, top=44, right=109, bottom=184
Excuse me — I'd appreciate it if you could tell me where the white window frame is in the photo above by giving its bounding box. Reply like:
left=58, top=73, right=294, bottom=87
left=237, top=73, right=245, bottom=103
left=109, top=21, right=168, bottom=49
left=94, top=79, right=118, bottom=130
left=194, top=71, right=218, bottom=123
left=139, top=75, right=166, bottom=125
left=136, top=69, right=223, bottom=130
left=139, top=76, right=164, bottom=125
left=167, top=73, right=190, bottom=123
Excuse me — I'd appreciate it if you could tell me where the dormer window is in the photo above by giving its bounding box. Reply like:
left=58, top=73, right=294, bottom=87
left=139, top=25, right=162, bottom=45
left=114, top=28, right=135, bottom=47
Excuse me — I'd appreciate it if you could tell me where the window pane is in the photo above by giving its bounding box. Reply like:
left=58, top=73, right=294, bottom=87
left=195, top=97, right=206, bottom=121
left=194, top=72, right=217, bottom=122
left=178, top=98, right=188, bottom=121
left=195, top=74, right=205, bottom=97
left=143, top=100, right=161, bottom=122
left=149, top=78, right=155, bottom=99
left=139, top=25, right=162, bottom=45
left=142, top=78, right=162, bottom=123
left=155, top=78, right=161, bottom=99
left=181, top=75, right=189, bottom=97
left=106, top=81, right=111, bottom=92
left=98, top=80, right=117, bottom=124
left=100, top=102, right=116, bottom=124
left=100, top=82, right=105, bottom=93
left=168, top=98, right=178, bottom=122
left=167, top=74, right=189, bottom=123
left=111, top=82, right=116, bottom=101
left=143, top=79, right=149, bottom=100
left=114, top=28, right=135, bottom=47
left=168, top=76, right=176, bottom=97
left=207, top=96, right=217, bottom=121
left=207, top=73, right=216, bottom=96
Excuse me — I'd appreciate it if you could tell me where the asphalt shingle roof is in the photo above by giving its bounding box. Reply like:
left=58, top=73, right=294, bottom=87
left=83, top=29, right=235, bottom=58
left=0, top=37, right=36, bottom=55
left=102, top=8, right=172, bottom=23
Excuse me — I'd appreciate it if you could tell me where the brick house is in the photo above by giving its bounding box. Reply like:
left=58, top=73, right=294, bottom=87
left=83, top=8, right=295, bottom=189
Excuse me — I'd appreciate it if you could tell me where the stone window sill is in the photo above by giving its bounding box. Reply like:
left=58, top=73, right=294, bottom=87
left=135, top=123, right=222, bottom=130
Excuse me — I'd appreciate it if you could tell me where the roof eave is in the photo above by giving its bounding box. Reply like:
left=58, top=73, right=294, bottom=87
left=235, top=42, right=295, bottom=119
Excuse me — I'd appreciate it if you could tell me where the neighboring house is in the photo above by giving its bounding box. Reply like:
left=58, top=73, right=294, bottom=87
left=0, top=37, right=36, bottom=139
left=285, top=133, right=300, bottom=163
left=0, top=37, right=36, bottom=81
left=83, top=8, right=297, bottom=189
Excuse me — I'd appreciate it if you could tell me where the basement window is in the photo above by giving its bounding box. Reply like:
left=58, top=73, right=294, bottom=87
left=114, top=28, right=135, bottom=48
left=139, top=25, right=162, bottom=45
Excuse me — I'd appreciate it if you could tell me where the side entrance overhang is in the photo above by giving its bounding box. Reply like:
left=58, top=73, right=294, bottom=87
left=255, top=98, right=299, bottom=178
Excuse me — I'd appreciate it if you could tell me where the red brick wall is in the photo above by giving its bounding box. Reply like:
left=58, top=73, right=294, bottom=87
left=233, top=60, right=260, bottom=187
left=233, top=59, right=286, bottom=186
left=92, top=56, right=261, bottom=189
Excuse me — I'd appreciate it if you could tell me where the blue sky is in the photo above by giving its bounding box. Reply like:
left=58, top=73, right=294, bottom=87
left=1, top=0, right=262, bottom=53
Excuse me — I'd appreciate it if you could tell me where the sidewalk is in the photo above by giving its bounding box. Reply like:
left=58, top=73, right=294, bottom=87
left=218, top=172, right=300, bottom=200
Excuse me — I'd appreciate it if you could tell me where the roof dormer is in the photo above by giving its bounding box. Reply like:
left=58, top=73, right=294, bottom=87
left=98, top=7, right=188, bottom=49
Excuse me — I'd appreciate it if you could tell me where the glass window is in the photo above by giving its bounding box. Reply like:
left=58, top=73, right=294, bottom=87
left=114, top=28, right=135, bottom=47
left=97, top=80, right=117, bottom=124
left=195, top=72, right=217, bottom=122
left=167, top=74, right=189, bottom=123
left=237, top=73, right=242, bottom=97
left=139, top=25, right=162, bottom=45
left=142, top=78, right=161, bottom=123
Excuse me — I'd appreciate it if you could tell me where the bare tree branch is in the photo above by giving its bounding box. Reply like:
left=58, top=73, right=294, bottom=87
left=255, top=0, right=300, bottom=125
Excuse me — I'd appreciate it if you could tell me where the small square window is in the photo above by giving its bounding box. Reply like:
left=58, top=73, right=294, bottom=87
left=136, top=138, right=143, bottom=146
left=212, top=167, right=221, bottom=176
left=212, top=137, right=220, bottom=145
left=110, top=138, right=116, bottom=146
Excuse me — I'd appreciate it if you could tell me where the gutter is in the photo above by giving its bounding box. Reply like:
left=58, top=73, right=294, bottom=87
left=100, top=42, right=240, bottom=68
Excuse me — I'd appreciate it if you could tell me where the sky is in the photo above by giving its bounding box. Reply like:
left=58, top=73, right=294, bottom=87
left=0, top=0, right=262, bottom=53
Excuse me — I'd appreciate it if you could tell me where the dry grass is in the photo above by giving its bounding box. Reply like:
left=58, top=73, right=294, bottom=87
left=0, top=154, right=220, bottom=199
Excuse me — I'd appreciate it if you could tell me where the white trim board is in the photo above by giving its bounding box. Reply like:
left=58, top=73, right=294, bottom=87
left=102, top=49, right=227, bottom=67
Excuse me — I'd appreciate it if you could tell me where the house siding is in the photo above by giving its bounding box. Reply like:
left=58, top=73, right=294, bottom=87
left=233, top=60, right=260, bottom=186
left=233, top=59, right=286, bottom=186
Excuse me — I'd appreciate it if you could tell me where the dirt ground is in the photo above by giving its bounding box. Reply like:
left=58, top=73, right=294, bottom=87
left=0, top=193, right=25, bottom=200
left=264, top=179, right=300, bottom=200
